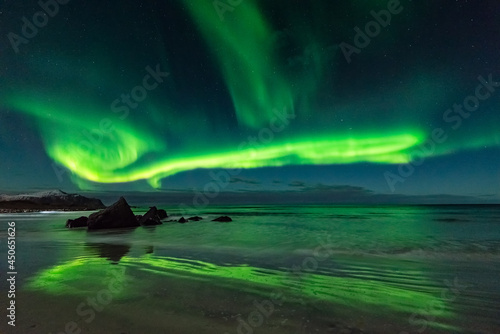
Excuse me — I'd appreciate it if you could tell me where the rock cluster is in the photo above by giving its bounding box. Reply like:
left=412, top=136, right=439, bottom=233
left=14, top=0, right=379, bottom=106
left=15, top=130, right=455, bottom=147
left=65, top=197, right=233, bottom=229
left=66, top=197, right=169, bottom=230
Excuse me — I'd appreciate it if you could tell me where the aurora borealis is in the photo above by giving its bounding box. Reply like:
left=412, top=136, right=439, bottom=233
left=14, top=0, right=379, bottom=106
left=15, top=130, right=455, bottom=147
left=1, top=0, right=500, bottom=200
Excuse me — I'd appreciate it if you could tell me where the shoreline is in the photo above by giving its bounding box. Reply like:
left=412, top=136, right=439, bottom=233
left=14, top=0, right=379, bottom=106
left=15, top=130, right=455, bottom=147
left=0, top=208, right=102, bottom=214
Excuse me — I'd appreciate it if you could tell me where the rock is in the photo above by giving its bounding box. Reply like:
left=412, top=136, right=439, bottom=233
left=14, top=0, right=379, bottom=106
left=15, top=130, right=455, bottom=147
left=188, top=216, right=203, bottom=221
left=138, top=206, right=162, bottom=226
left=157, top=209, right=168, bottom=220
left=87, top=197, right=139, bottom=230
left=65, top=216, right=88, bottom=228
left=212, top=216, right=232, bottom=222
left=86, top=242, right=131, bottom=263
left=178, top=217, right=188, bottom=223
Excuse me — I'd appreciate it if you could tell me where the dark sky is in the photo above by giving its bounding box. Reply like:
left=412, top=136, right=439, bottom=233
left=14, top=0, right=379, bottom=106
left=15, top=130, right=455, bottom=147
left=1, top=0, right=499, bottom=203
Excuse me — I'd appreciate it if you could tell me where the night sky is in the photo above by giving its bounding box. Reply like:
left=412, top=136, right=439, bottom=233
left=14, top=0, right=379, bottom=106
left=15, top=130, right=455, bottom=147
left=1, top=0, right=499, bottom=203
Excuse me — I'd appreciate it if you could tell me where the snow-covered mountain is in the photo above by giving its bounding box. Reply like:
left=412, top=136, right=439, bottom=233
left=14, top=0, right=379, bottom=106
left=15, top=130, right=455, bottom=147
left=0, top=190, right=105, bottom=211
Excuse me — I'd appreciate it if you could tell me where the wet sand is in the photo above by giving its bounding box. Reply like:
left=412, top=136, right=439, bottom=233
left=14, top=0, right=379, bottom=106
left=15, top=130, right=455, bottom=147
left=3, top=273, right=467, bottom=334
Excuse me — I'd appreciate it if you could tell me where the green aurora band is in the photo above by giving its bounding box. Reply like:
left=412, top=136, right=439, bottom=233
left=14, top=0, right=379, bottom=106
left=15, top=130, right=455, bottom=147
left=7, top=93, right=424, bottom=187
left=3, top=0, right=499, bottom=189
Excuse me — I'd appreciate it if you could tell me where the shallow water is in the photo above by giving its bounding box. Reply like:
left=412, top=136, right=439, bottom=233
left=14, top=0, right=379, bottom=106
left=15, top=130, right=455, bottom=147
left=1, top=205, right=499, bottom=333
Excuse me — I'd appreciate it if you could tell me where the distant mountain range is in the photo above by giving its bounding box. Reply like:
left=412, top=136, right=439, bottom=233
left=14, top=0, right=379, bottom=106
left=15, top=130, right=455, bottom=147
left=0, top=190, right=105, bottom=212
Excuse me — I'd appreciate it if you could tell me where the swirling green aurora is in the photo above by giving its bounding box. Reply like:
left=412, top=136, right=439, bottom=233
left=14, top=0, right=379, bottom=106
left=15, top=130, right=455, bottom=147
left=2, top=0, right=499, bottom=190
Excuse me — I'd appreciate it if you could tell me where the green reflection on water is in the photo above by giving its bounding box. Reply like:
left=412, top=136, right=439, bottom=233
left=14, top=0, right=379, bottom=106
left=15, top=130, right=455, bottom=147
left=26, top=254, right=456, bottom=329
left=26, top=257, right=127, bottom=297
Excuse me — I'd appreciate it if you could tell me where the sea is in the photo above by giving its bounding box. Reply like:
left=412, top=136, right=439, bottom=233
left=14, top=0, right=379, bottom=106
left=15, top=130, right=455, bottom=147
left=1, top=204, right=499, bottom=334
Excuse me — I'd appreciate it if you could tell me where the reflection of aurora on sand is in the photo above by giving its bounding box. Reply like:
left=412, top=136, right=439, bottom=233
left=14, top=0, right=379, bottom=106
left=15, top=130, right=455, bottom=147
left=25, top=255, right=458, bottom=331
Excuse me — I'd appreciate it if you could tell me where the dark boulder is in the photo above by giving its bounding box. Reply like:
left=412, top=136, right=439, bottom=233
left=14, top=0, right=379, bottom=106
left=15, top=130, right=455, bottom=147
left=212, top=216, right=232, bottom=222
left=87, top=197, right=139, bottom=230
left=178, top=217, right=188, bottom=223
left=66, top=216, right=88, bottom=228
left=157, top=209, right=168, bottom=220
left=188, top=216, right=203, bottom=221
left=138, top=206, right=162, bottom=226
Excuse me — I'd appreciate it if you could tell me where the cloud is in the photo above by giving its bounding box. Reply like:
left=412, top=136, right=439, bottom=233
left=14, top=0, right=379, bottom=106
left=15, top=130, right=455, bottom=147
left=300, top=183, right=373, bottom=194
left=229, top=177, right=261, bottom=185
left=83, top=185, right=492, bottom=207
left=288, top=180, right=306, bottom=187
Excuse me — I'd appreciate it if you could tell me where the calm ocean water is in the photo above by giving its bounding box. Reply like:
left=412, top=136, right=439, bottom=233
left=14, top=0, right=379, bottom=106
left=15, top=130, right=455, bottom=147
left=1, top=205, right=499, bottom=333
